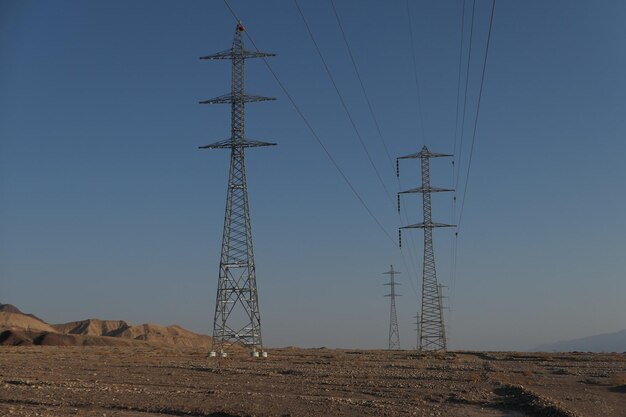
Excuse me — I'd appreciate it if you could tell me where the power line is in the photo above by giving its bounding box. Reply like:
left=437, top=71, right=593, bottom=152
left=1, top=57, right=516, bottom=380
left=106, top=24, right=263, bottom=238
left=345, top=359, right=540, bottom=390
left=457, top=0, right=496, bottom=232
left=453, top=0, right=467, bottom=158
left=221, top=0, right=398, bottom=247
left=450, top=1, right=497, bottom=328
left=293, top=0, right=425, bottom=299
left=329, top=0, right=395, bottom=173
left=293, top=0, right=396, bottom=209
left=405, top=0, right=446, bottom=300
left=406, top=0, right=427, bottom=141
left=449, top=0, right=466, bottom=342
left=329, top=0, right=422, bottom=294
left=454, top=0, right=477, bottom=190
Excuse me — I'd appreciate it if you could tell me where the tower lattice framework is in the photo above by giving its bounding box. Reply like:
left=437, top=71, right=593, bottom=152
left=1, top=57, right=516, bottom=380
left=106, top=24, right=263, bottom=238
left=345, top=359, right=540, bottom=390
left=383, top=265, right=401, bottom=350
left=199, top=23, right=275, bottom=355
left=413, top=312, right=420, bottom=350
left=397, top=146, right=454, bottom=352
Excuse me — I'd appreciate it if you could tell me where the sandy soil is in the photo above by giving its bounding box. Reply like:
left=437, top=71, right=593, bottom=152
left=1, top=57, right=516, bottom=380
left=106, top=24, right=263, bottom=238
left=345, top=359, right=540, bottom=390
left=1, top=347, right=625, bottom=416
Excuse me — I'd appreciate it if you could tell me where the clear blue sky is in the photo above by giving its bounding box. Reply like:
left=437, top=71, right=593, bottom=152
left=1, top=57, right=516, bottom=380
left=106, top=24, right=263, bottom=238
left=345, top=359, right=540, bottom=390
left=1, top=0, right=625, bottom=350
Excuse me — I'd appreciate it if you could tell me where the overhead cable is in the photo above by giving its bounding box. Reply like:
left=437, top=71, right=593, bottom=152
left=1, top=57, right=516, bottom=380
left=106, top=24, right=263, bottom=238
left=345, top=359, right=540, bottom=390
left=456, top=0, right=496, bottom=232
left=293, top=0, right=396, bottom=210
left=222, top=0, right=398, bottom=248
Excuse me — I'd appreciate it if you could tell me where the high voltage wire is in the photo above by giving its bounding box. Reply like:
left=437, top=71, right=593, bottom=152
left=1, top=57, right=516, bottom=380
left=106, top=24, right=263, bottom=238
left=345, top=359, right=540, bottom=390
left=448, top=0, right=497, bottom=344
left=293, top=0, right=396, bottom=210
left=454, top=0, right=477, bottom=192
left=220, top=0, right=496, bottom=300
left=293, top=0, right=423, bottom=299
left=406, top=0, right=427, bottom=142
left=439, top=0, right=496, bottom=344
left=451, top=0, right=477, bottom=304
left=329, top=0, right=395, bottom=174
left=221, top=0, right=398, bottom=248
left=449, top=0, right=467, bottom=340
left=329, top=0, right=423, bottom=293
left=456, top=0, right=496, bottom=232
left=453, top=0, right=467, bottom=173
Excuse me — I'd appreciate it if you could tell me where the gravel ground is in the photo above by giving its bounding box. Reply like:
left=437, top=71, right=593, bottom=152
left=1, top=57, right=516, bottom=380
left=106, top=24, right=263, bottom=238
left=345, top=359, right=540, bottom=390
left=1, top=347, right=625, bottom=416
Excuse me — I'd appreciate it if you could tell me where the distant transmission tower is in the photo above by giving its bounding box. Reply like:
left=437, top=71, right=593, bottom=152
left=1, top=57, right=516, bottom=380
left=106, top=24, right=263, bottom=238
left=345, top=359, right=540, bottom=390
left=397, top=146, right=454, bottom=352
left=199, top=23, right=276, bottom=357
left=383, top=265, right=401, bottom=350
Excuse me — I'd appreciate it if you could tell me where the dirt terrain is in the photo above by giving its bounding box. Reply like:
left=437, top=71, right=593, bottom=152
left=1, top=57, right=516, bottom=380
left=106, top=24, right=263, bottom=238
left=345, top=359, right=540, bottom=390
left=1, top=347, right=625, bottom=417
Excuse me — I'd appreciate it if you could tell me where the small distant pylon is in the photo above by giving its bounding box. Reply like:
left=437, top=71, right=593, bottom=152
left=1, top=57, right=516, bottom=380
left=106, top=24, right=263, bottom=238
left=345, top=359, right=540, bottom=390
left=200, top=23, right=276, bottom=357
left=397, top=146, right=454, bottom=352
left=383, top=265, right=401, bottom=350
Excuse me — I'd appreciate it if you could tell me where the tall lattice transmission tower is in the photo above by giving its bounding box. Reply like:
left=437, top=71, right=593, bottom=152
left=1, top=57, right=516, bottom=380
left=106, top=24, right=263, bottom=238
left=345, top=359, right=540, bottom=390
left=397, top=146, right=454, bottom=352
left=199, top=23, right=275, bottom=357
left=383, top=265, right=401, bottom=350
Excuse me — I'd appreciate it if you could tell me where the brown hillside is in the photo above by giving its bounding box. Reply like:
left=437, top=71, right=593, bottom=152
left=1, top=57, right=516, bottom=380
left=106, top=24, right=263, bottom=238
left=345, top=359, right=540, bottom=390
left=33, top=332, right=145, bottom=347
left=0, top=329, right=35, bottom=346
left=109, top=323, right=213, bottom=348
left=1, top=304, right=213, bottom=348
left=53, top=318, right=212, bottom=348
left=0, top=312, right=58, bottom=334
left=0, top=329, right=149, bottom=347
left=0, top=303, right=45, bottom=323
left=52, top=319, right=129, bottom=336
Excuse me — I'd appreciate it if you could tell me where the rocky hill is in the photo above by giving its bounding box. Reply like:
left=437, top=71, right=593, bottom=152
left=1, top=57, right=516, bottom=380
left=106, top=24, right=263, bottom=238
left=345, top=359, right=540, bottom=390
left=52, top=319, right=213, bottom=348
left=0, top=303, right=45, bottom=323
left=0, top=311, right=58, bottom=333
left=0, top=303, right=211, bottom=348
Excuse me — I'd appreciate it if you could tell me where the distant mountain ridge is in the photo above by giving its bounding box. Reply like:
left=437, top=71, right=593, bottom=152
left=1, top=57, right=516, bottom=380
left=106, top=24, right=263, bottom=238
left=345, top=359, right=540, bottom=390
left=53, top=319, right=132, bottom=337
left=0, top=303, right=45, bottom=323
left=535, top=329, right=626, bottom=352
left=52, top=319, right=213, bottom=348
left=0, top=303, right=212, bottom=348
left=0, top=311, right=58, bottom=333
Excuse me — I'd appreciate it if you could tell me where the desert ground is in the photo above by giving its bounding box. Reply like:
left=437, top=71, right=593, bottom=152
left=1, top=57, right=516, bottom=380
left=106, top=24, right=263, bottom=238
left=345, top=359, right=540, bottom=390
left=1, top=346, right=625, bottom=417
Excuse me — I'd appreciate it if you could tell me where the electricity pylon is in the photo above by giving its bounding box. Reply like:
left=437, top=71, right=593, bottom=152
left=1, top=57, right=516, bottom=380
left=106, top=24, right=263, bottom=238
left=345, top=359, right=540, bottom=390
left=383, top=265, right=401, bottom=350
left=397, top=146, right=454, bottom=352
left=199, top=22, right=275, bottom=357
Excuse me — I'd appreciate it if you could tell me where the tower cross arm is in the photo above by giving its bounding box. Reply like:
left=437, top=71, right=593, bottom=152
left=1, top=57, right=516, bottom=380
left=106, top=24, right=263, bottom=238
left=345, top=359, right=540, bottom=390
left=399, top=186, right=454, bottom=194
left=397, top=150, right=452, bottom=160
left=199, top=93, right=276, bottom=104
left=200, top=49, right=275, bottom=60
left=401, top=222, right=456, bottom=229
left=199, top=138, right=277, bottom=149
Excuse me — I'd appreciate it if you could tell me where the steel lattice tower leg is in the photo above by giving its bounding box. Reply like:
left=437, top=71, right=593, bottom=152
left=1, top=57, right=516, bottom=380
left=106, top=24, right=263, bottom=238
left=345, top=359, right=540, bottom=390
left=383, top=265, right=401, bottom=350
left=198, top=23, right=276, bottom=356
left=413, top=312, right=420, bottom=350
left=397, top=146, right=454, bottom=352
